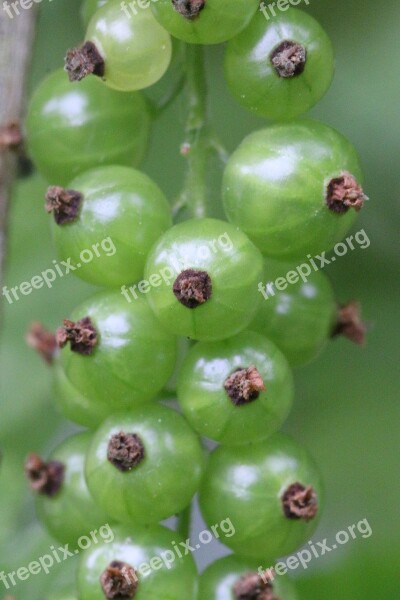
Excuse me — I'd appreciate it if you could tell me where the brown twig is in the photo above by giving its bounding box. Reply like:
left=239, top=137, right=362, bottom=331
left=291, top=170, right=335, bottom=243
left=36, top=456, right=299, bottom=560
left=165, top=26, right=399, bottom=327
left=0, top=9, right=37, bottom=322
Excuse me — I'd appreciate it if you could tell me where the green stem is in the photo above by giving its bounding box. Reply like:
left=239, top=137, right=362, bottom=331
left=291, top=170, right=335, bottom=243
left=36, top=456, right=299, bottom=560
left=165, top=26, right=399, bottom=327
left=174, top=45, right=210, bottom=219
left=176, top=504, right=192, bottom=540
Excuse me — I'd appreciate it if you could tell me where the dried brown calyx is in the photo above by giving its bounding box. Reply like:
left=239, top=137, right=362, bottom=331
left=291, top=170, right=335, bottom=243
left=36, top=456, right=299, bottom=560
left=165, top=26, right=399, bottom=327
left=107, top=432, right=145, bottom=472
left=326, top=173, right=367, bottom=214
left=65, top=41, right=105, bottom=82
left=100, top=561, right=138, bottom=600
left=56, top=317, right=98, bottom=355
left=270, top=40, right=307, bottom=78
left=173, top=269, right=212, bottom=308
left=233, top=572, right=280, bottom=600
left=25, top=454, right=65, bottom=497
left=224, top=365, right=266, bottom=406
left=45, top=186, right=83, bottom=225
left=172, top=0, right=206, bottom=19
left=26, top=322, right=58, bottom=364
left=331, top=301, right=366, bottom=345
left=282, top=482, right=318, bottom=522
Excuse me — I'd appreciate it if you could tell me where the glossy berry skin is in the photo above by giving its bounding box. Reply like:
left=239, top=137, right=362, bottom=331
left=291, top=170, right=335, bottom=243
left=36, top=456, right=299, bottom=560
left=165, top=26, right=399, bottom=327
left=224, top=9, right=334, bottom=121
left=58, top=291, right=176, bottom=426
left=26, top=69, right=150, bottom=185
left=50, top=166, right=172, bottom=288
left=151, top=0, right=260, bottom=45
left=177, top=331, right=294, bottom=445
left=198, top=555, right=298, bottom=600
left=80, top=0, right=107, bottom=27
left=85, top=405, right=205, bottom=524
left=144, top=218, right=263, bottom=341
left=85, top=0, right=172, bottom=91
left=250, top=260, right=337, bottom=367
left=77, top=523, right=198, bottom=600
left=222, top=120, right=364, bottom=260
left=34, top=432, right=110, bottom=546
left=199, top=433, right=322, bottom=560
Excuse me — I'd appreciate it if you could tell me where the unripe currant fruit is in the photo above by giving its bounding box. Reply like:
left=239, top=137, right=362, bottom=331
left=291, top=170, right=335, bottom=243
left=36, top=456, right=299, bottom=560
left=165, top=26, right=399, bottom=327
left=25, top=432, right=110, bottom=545
left=223, top=120, right=367, bottom=260
left=144, top=218, right=263, bottom=341
left=77, top=524, right=198, bottom=600
left=151, top=0, right=260, bottom=45
left=65, top=0, right=172, bottom=91
left=177, top=331, right=294, bottom=445
left=26, top=69, right=151, bottom=185
left=55, top=291, right=177, bottom=427
left=85, top=405, right=205, bottom=524
left=199, top=433, right=322, bottom=560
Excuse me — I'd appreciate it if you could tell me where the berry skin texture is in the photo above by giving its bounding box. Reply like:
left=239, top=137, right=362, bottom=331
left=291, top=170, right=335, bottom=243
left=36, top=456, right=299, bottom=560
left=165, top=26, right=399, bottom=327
left=222, top=120, right=366, bottom=260
left=77, top=524, right=198, bottom=600
left=79, top=0, right=172, bottom=91
left=85, top=405, right=205, bottom=524
left=151, top=0, right=260, bottom=45
left=57, top=291, right=177, bottom=427
left=198, top=555, right=298, bottom=600
left=48, top=166, right=172, bottom=288
left=224, top=9, right=335, bottom=121
left=28, top=432, right=111, bottom=546
left=250, top=261, right=337, bottom=367
left=199, top=433, right=322, bottom=560
left=177, top=331, right=294, bottom=445
left=80, top=0, right=107, bottom=27
left=26, top=69, right=150, bottom=185
left=144, top=218, right=264, bottom=341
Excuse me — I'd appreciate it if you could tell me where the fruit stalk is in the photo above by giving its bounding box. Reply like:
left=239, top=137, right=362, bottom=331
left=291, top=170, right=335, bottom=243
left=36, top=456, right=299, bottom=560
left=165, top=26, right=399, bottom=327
left=0, top=8, right=37, bottom=320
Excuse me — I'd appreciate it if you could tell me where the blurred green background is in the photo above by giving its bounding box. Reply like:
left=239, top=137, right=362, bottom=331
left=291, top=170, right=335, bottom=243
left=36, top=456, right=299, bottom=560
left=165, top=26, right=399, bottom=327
left=0, top=0, right=398, bottom=598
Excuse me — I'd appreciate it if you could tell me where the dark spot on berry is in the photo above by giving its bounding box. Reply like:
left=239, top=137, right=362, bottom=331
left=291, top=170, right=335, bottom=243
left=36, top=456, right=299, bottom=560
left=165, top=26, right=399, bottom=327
left=326, top=172, right=367, bottom=214
left=45, top=186, right=83, bottom=225
left=100, top=560, right=138, bottom=600
left=26, top=322, right=57, bottom=365
left=107, top=432, right=145, bottom=472
left=233, top=571, right=280, bottom=600
left=25, top=454, right=65, bottom=497
left=173, top=269, right=212, bottom=308
left=65, top=41, right=105, bottom=82
left=224, top=365, right=266, bottom=406
left=281, top=482, right=318, bottom=522
left=270, top=41, right=307, bottom=78
left=331, top=300, right=366, bottom=345
left=56, top=317, right=98, bottom=355
left=172, top=0, right=206, bottom=19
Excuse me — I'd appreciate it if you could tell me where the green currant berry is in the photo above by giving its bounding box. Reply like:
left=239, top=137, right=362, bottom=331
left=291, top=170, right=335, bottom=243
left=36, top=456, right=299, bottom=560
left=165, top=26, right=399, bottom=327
left=222, top=120, right=367, bottom=260
left=26, top=69, right=150, bottom=185
left=250, top=260, right=337, bottom=366
left=66, top=0, right=172, bottom=91
left=224, top=9, right=334, bottom=121
left=54, top=363, right=107, bottom=429
left=78, top=523, right=198, bottom=600
left=177, top=331, right=294, bottom=445
left=199, top=433, right=322, bottom=560
left=198, top=555, right=298, bottom=600
left=144, top=218, right=264, bottom=341
left=56, top=291, right=177, bottom=424
left=46, top=166, right=172, bottom=288
left=85, top=404, right=205, bottom=524
left=81, top=0, right=108, bottom=27
left=25, top=432, right=110, bottom=545
left=151, top=0, right=260, bottom=45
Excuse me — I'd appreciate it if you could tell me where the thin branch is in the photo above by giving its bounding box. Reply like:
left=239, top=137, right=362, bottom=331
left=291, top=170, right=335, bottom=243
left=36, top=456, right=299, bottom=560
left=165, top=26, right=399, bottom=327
left=0, top=8, right=37, bottom=319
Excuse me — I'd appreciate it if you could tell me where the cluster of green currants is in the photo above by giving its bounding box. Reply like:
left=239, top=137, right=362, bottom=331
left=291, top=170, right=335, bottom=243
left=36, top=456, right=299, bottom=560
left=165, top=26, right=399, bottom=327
left=24, top=2, right=368, bottom=599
